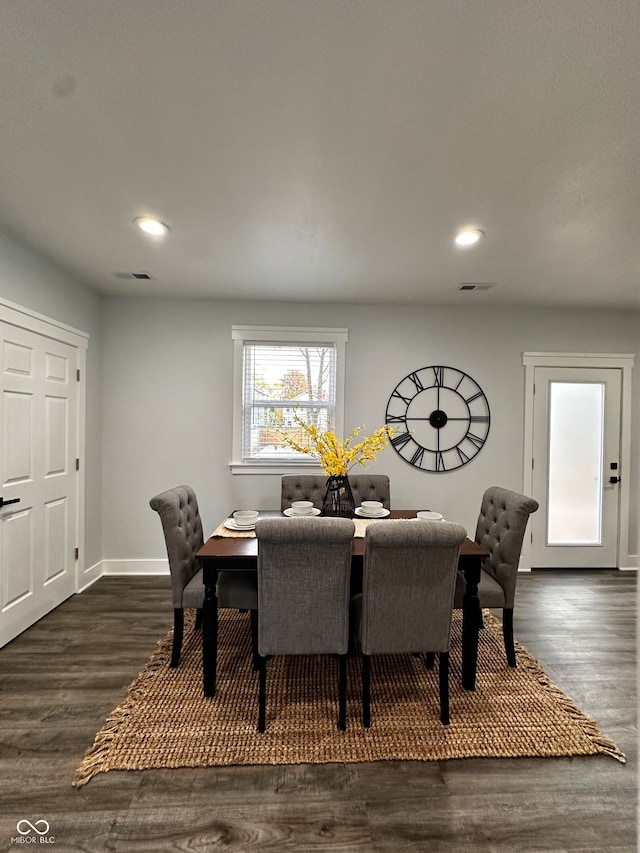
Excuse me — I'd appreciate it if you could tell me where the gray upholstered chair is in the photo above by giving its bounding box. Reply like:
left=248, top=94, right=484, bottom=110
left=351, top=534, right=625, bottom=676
left=454, top=485, right=539, bottom=668
left=352, top=520, right=467, bottom=726
left=150, top=485, right=258, bottom=668
left=255, top=516, right=355, bottom=732
left=280, top=474, right=391, bottom=511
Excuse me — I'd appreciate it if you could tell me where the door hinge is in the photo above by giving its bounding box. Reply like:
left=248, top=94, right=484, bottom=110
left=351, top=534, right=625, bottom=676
left=76, top=368, right=80, bottom=382
left=74, top=547, right=79, bottom=560
left=75, top=458, right=80, bottom=471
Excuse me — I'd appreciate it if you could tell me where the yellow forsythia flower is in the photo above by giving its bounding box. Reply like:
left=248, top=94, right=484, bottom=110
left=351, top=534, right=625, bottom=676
left=277, top=405, right=394, bottom=475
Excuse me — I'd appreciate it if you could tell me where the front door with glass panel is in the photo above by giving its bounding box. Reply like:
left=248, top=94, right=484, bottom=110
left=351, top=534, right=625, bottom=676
left=531, top=367, right=621, bottom=568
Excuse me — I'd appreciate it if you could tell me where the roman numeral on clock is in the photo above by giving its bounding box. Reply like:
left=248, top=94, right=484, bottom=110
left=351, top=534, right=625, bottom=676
left=391, top=390, right=412, bottom=406
left=408, top=371, right=424, bottom=392
left=467, top=432, right=486, bottom=449
left=410, top=446, right=425, bottom=467
left=391, top=431, right=413, bottom=450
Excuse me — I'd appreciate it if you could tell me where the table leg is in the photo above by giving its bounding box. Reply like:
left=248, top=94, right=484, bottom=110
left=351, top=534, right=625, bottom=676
left=461, top=559, right=482, bottom=691
left=202, top=565, right=218, bottom=697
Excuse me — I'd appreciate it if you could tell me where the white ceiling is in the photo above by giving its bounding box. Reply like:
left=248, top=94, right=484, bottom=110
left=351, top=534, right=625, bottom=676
left=1, top=0, right=639, bottom=308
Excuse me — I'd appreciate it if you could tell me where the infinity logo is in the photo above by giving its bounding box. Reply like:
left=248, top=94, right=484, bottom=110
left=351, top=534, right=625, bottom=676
left=16, top=819, right=50, bottom=836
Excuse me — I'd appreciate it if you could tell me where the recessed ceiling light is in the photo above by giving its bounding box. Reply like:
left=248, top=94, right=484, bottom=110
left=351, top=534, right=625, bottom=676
left=455, top=228, right=484, bottom=247
left=134, top=217, right=170, bottom=237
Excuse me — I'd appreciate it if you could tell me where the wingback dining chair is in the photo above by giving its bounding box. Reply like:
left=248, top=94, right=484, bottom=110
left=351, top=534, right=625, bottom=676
left=150, top=485, right=258, bottom=668
left=352, top=520, right=467, bottom=726
left=280, top=474, right=391, bottom=511
left=453, top=485, right=539, bottom=668
left=255, top=516, right=355, bottom=732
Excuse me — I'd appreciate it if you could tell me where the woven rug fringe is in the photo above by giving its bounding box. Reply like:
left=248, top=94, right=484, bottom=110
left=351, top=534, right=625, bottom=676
left=72, top=634, right=170, bottom=786
left=501, top=618, right=627, bottom=765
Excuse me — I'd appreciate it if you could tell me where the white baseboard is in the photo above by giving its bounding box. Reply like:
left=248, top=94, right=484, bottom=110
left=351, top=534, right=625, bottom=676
left=83, top=553, right=637, bottom=583
left=77, top=560, right=103, bottom=592
left=101, top=558, right=170, bottom=576
left=619, top=553, right=638, bottom=571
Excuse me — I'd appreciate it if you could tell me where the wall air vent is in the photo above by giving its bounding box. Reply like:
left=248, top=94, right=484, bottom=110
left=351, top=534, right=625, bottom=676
left=114, top=272, right=153, bottom=280
left=459, top=283, right=496, bottom=292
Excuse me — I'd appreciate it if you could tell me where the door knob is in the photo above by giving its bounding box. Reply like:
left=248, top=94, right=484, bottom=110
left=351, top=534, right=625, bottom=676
left=609, top=476, right=621, bottom=484
left=0, top=496, right=21, bottom=508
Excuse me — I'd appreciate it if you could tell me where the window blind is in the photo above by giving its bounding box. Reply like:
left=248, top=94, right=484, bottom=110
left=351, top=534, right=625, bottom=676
left=241, top=341, right=337, bottom=462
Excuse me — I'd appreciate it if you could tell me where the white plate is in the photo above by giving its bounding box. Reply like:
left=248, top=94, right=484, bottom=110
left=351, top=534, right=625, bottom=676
left=283, top=507, right=322, bottom=517
left=355, top=507, right=390, bottom=518
left=224, top=518, right=256, bottom=531
left=410, top=516, right=446, bottom=522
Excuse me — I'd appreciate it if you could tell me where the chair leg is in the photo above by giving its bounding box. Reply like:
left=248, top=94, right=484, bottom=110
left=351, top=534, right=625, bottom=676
left=170, top=608, right=184, bottom=668
left=338, top=654, right=347, bottom=731
left=439, top=651, right=450, bottom=725
left=425, top=652, right=435, bottom=670
left=250, top=610, right=259, bottom=670
left=194, top=608, right=203, bottom=630
left=258, top=656, right=267, bottom=733
left=503, top=607, right=517, bottom=667
left=362, top=654, right=371, bottom=728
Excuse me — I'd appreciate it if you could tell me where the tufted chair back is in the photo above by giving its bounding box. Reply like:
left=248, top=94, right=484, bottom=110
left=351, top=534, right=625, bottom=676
left=281, top=474, right=391, bottom=511
left=359, top=520, right=468, bottom=655
left=353, top=519, right=467, bottom=726
left=149, top=485, right=204, bottom=609
left=256, top=517, right=355, bottom=656
left=474, top=485, right=539, bottom=608
left=255, top=516, right=355, bottom=731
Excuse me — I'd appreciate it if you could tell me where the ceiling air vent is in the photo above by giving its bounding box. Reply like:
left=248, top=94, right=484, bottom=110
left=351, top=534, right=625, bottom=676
left=114, top=272, right=153, bottom=280
left=459, top=283, right=495, bottom=292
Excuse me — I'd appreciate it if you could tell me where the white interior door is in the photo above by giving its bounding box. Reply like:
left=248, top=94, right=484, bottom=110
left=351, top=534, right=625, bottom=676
left=531, top=367, right=621, bottom=569
left=1, top=321, right=80, bottom=646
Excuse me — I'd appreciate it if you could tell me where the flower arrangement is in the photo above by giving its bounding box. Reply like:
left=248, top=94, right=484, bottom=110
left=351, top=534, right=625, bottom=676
left=279, top=406, right=394, bottom=476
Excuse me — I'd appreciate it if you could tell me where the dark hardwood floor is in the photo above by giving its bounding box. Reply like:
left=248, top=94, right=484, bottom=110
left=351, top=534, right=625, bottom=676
left=0, top=571, right=636, bottom=852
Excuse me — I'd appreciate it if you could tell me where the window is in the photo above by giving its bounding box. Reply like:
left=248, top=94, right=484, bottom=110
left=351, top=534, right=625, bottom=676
left=231, top=326, right=348, bottom=473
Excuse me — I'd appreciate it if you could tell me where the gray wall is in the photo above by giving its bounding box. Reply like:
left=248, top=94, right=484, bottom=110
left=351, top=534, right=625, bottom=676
left=0, top=228, right=104, bottom=569
left=101, top=296, right=639, bottom=565
left=1, top=226, right=637, bottom=571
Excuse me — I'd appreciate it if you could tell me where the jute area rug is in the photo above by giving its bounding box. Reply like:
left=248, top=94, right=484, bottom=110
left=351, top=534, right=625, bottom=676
left=73, top=609, right=625, bottom=786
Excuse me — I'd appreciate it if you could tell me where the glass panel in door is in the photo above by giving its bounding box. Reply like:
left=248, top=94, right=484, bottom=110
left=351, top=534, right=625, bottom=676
left=547, top=382, right=604, bottom=546
left=531, top=367, right=621, bottom=569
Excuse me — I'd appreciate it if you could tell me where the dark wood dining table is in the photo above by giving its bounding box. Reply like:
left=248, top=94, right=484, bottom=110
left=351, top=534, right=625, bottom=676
left=197, top=509, right=489, bottom=697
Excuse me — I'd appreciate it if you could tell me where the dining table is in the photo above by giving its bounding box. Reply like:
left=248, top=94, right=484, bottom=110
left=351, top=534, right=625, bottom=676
left=197, top=509, right=489, bottom=697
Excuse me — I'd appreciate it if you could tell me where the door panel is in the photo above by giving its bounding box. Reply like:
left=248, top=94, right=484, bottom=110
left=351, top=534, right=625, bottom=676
left=1, top=323, right=79, bottom=646
left=45, top=395, right=68, bottom=475
left=44, top=497, right=67, bottom=582
left=4, top=509, right=32, bottom=607
left=531, top=367, right=621, bottom=568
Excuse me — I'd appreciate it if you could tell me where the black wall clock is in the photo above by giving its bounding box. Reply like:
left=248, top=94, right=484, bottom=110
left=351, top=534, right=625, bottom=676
left=385, top=365, right=490, bottom=472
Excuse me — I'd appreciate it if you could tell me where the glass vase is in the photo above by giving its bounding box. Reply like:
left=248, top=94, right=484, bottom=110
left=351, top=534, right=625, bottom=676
left=322, top=475, right=356, bottom=518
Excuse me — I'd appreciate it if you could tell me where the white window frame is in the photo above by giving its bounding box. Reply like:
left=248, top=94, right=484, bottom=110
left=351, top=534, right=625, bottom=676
left=230, top=325, right=348, bottom=474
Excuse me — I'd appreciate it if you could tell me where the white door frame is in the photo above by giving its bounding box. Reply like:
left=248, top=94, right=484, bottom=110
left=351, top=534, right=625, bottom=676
left=522, top=352, right=635, bottom=571
left=0, top=296, right=88, bottom=589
